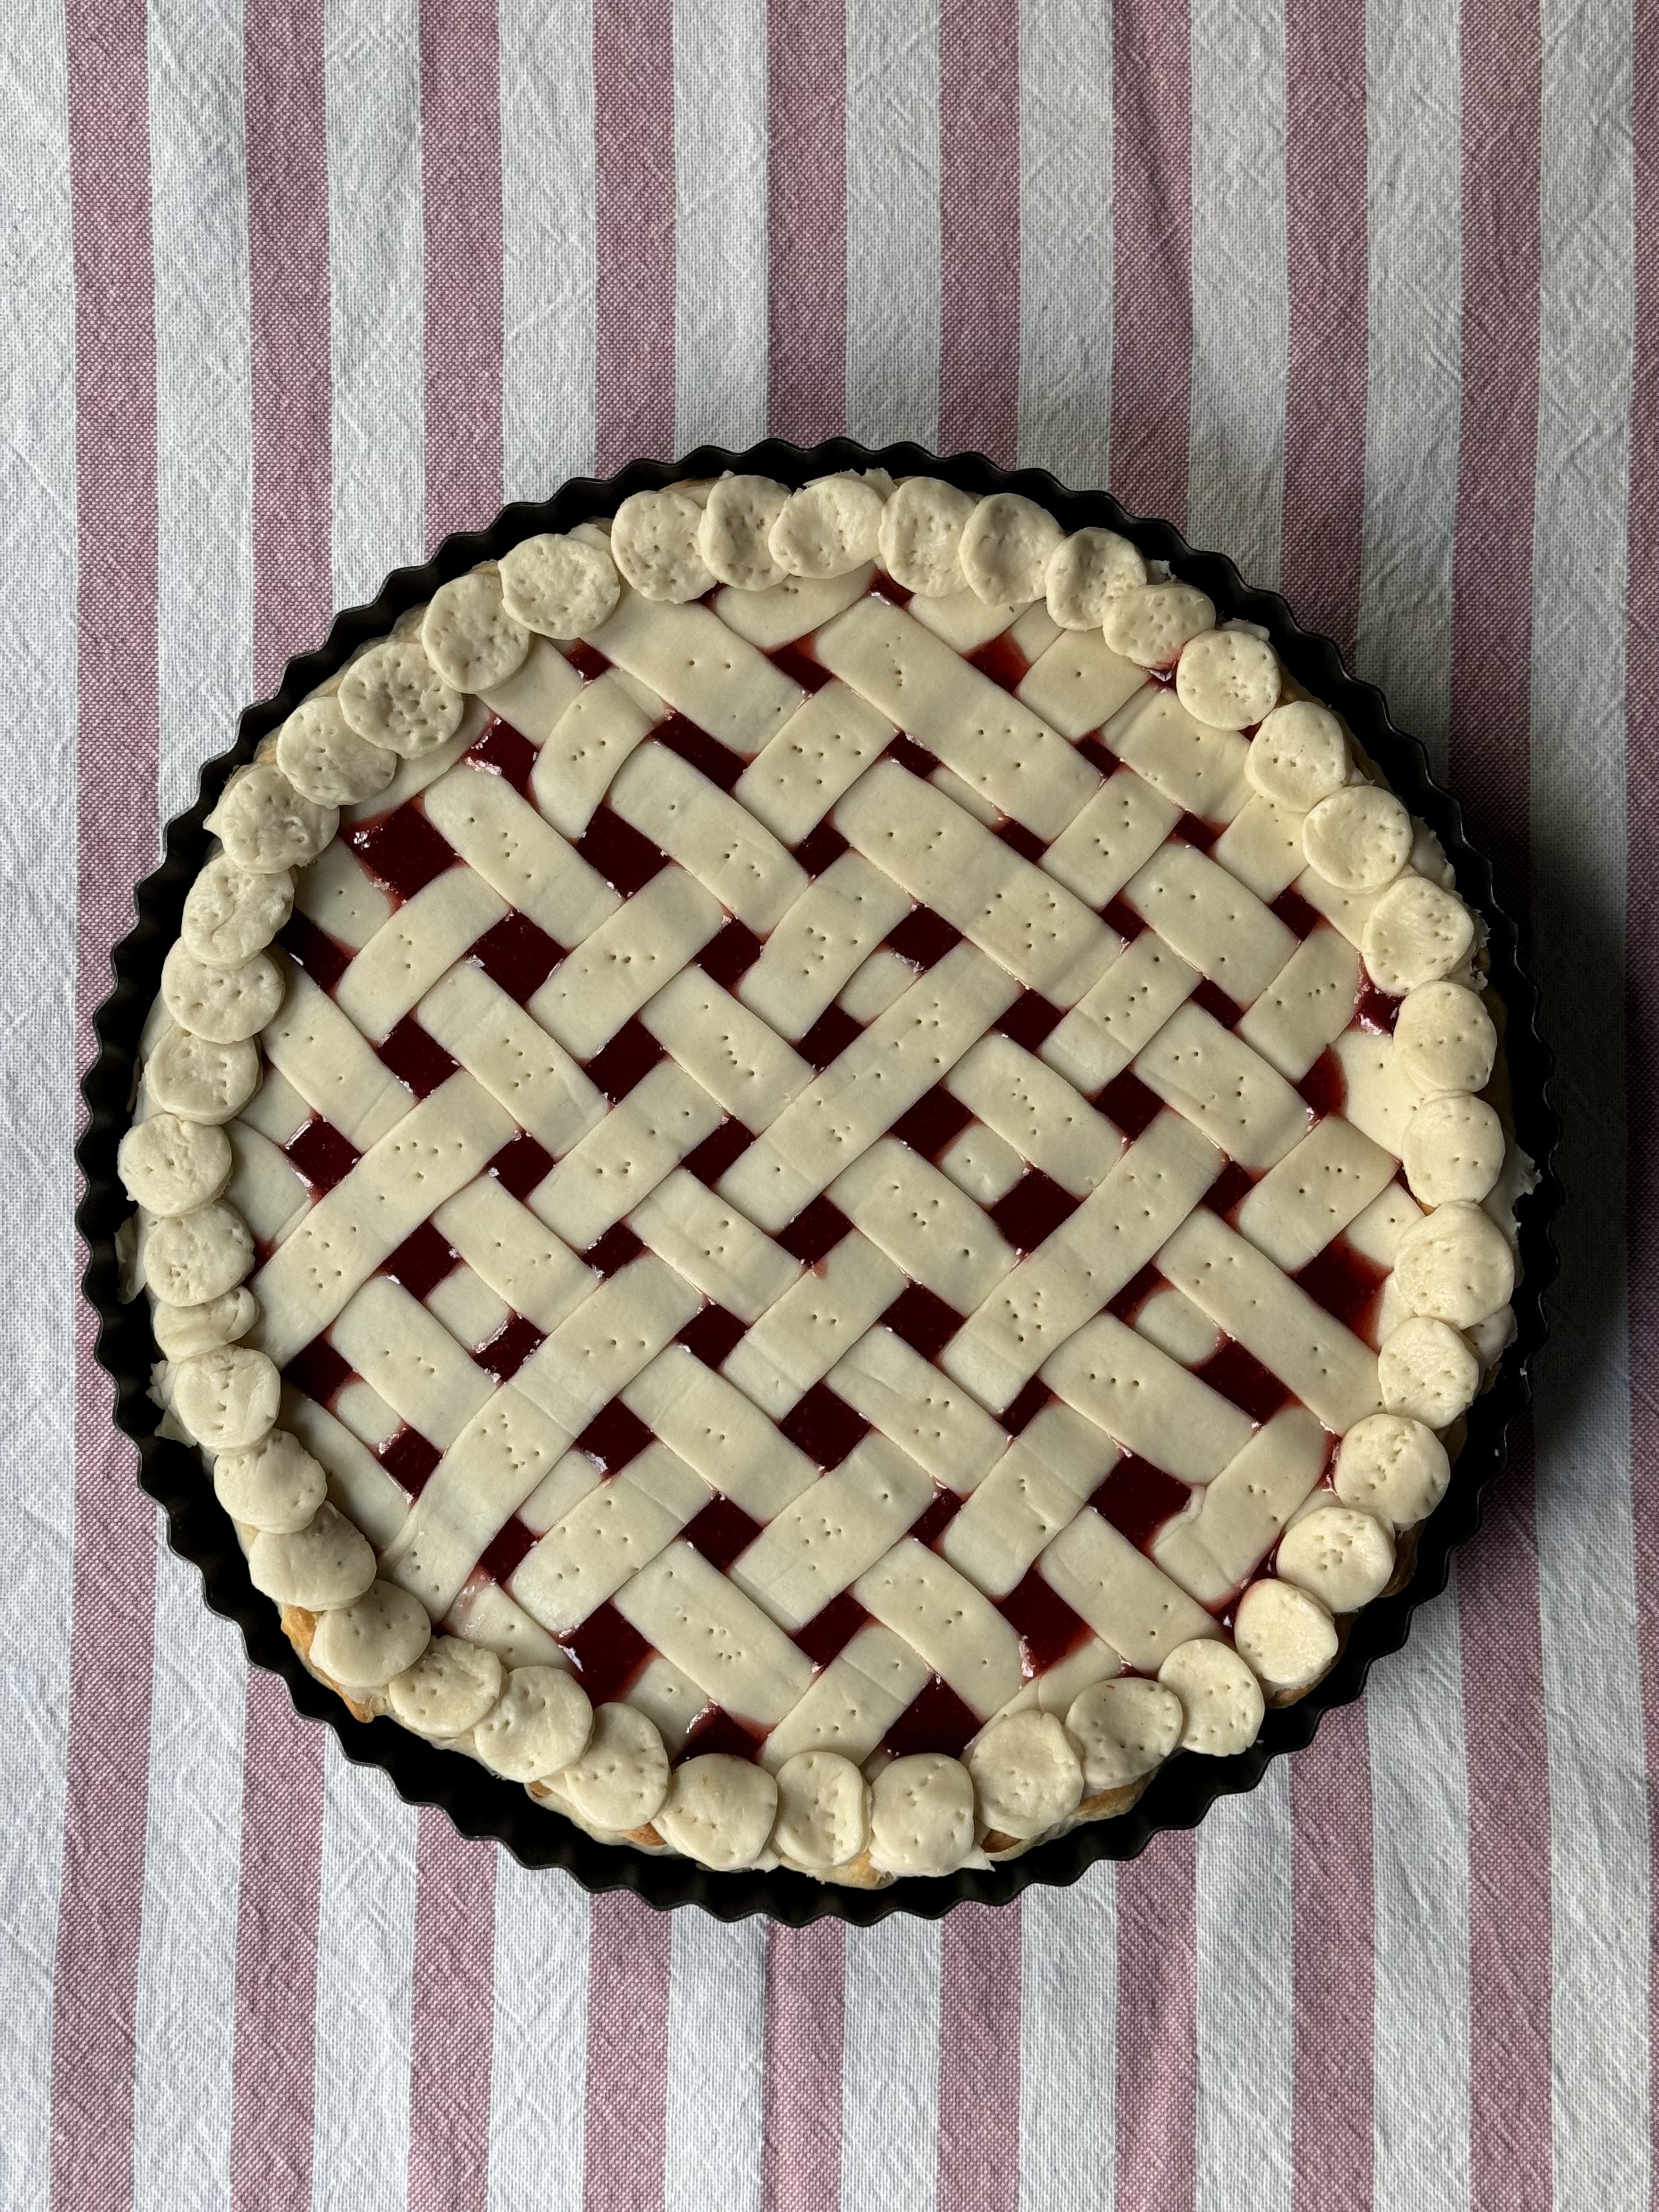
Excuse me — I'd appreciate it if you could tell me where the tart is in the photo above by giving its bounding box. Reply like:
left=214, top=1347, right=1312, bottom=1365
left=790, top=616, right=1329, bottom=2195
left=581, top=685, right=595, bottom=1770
left=117, top=462, right=1532, bottom=1886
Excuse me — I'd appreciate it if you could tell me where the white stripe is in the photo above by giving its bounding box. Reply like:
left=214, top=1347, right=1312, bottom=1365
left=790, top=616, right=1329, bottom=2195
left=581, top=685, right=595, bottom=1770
left=499, top=0, right=597, bottom=495
left=1195, top=1762, right=1293, bottom=2212
left=324, top=0, right=425, bottom=603
left=1532, top=0, right=1647, bottom=2199
left=1015, top=0, right=1113, bottom=487
left=1019, top=1865, right=1116, bottom=2211
left=1357, top=0, right=1462, bottom=774
left=1369, top=1578, right=1471, bottom=2212
left=1186, top=0, right=1288, bottom=588
left=845, top=0, right=941, bottom=450
left=674, top=0, right=768, bottom=455
left=663, top=1914, right=766, bottom=2212
left=150, top=0, right=254, bottom=827
left=488, top=1856, right=590, bottom=2212
left=309, top=1741, right=418, bottom=2211
left=132, top=0, right=252, bottom=2197
left=841, top=1918, right=941, bottom=2212
left=131, top=1553, right=247, bottom=2212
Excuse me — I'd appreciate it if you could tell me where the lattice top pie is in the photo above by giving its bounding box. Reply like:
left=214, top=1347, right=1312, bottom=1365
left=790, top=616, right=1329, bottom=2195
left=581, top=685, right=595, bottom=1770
left=121, top=469, right=1528, bottom=1883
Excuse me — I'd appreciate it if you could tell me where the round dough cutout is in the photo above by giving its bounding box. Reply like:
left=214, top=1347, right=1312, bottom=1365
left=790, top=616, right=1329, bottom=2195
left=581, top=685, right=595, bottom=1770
left=312, top=1579, right=431, bottom=1690
left=1362, top=875, right=1476, bottom=994
left=655, top=1754, right=779, bottom=1870
left=500, top=530, right=623, bottom=636
left=215, top=1429, right=327, bottom=1534
left=553, top=1702, right=670, bottom=1832
left=769, top=475, right=885, bottom=579
left=611, top=489, right=718, bottom=602
left=1393, top=981, right=1497, bottom=1096
left=1334, top=1412, right=1451, bottom=1530
left=161, top=940, right=284, bottom=1045
left=142, top=1201, right=253, bottom=1307
left=119, top=1113, right=231, bottom=1216
left=208, top=765, right=337, bottom=873
left=171, top=1344, right=280, bottom=1452
left=1102, top=580, right=1217, bottom=668
left=1301, top=784, right=1413, bottom=892
left=1174, top=628, right=1282, bottom=731
left=275, top=696, right=396, bottom=806
left=249, top=1502, right=377, bottom=1611
left=145, top=1029, right=260, bottom=1125
left=153, top=1283, right=258, bottom=1360
left=1393, top=1200, right=1516, bottom=1329
left=1046, top=526, right=1147, bottom=629
left=1276, top=1506, right=1396, bottom=1614
left=877, top=476, right=977, bottom=597
left=338, top=637, right=465, bottom=758
left=388, top=1636, right=504, bottom=1739
left=1401, top=1091, right=1505, bottom=1205
left=182, top=857, right=294, bottom=966
left=1247, top=700, right=1349, bottom=810
left=1378, top=1314, right=1481, bottom=1428
left=1066, top=1677, right=1185, bottom=1791
left=869, top=1753, right=975, bottom=1876
left=420, top=571, right=532, bottom=692
left=1233, top=1578, right=1339, bottom=1695
left=473, top=1664, right=593, bottom=1783
left=966, top=1710, right=1084, bottom=1840
left=1158, top=1638, right=1265, bottom=1756
left=772, top=1752, right=868, bottom=1869
left=696, top=477, right=792, bottom=591
left=960, top=492, right=1064, bottom=605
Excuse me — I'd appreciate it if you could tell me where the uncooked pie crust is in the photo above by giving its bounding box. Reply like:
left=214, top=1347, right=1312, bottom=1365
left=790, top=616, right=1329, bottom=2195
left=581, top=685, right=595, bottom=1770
left=119, top=469, right=1532, bottom=1884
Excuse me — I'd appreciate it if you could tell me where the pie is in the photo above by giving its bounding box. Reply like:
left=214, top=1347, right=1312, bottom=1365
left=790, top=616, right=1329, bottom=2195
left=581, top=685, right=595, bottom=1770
left=117, top=465, right=1530, bottom=1884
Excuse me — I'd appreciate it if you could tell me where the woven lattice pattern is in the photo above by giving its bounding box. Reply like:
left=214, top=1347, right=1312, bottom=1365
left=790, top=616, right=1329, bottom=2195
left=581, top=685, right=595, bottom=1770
left=237, top=563, right=1423, bottom=1771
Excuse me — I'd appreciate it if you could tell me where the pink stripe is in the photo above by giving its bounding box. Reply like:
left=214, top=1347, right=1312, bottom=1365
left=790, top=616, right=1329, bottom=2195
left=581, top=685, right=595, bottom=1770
left=53, top=13, right=160, bottom=2203
left=229, top=15, right=335, bottom=2205
left=938, top=1902, right=1021, bottom=2212
left=1110, top=0, right=1192, bottom=526
left=583, top=1892, right=672, bottom=2212
left=421, top=0, right=503, bottom=548
left=760, top=1921, right=845, bottom=2212
left=1632, top=5, right=1659, bottom=2202
left=593, top=0, right=675, bottom=474
left=244, top=0, right=332, bottom=697
left=408, top=1818, right=496, bottom=2212
left=1290, top=1702, right=1374, bottom=2212
left=1449, top=9, right=1549, bottom=2204
left=768, top=0, right=848, bottom=443
left=228, top=1674, right=326, bottom=2212
left=1280, top=0, right=1369, bottom=656
left=1115, top=1837, right=1198, bottom=2212
left=938, top=0, right=1020, bottom=460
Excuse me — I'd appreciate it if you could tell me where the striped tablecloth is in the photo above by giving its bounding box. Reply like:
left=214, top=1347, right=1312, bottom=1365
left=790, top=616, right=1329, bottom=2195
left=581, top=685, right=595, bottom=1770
left=7, top=1, right=1651, bottom=2207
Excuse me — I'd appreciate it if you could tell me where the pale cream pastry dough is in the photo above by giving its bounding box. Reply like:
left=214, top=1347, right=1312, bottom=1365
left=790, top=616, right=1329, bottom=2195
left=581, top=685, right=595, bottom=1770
left=120, top=470, right=1532, bottom=1881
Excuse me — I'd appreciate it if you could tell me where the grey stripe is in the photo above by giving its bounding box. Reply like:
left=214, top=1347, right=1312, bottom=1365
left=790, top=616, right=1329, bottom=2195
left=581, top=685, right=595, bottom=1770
left=664, top=1915, right=767, bottom=2212
left=489, top=1854, right=590, bottom=2212
left=1356, top=0, right=1462, bottom=774
left=1187, top=0, right=1288, bottom=589
left=845, top=0, right=940, bottom=450
left=1015, top=0, right=1113, bottom=488
left=675, top=0, right=769, bottom=455
left=500, top=0, right=597, bottom=493
left=1531, top=0, right=1647, bottom=2198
